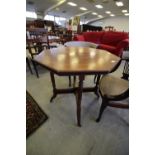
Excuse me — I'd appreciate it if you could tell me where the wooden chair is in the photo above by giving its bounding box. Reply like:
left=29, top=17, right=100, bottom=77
left=26, top=28, right=50, bottom=78
left=26, top=28, right=50, bottom=56
left=96, top=65, right=129, bottom=122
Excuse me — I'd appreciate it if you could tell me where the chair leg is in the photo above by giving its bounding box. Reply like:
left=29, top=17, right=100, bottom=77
left=26, top=58, right=33, bottom=74
left=32, top=60, right=39, bottom=78
left=68, top=76, right=71, bottom=87
left=96, top=96, right=108, bottom=122
left=94, top=75, right=97, bottom=83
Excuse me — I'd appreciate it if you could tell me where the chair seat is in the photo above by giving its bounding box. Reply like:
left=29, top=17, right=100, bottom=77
left=64, top=41, right=98, bottom=48
left=99, top=74, right=128, bottom=96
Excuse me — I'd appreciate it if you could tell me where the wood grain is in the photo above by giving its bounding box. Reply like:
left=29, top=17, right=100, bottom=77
left=34, top=46, right=121, bottom=75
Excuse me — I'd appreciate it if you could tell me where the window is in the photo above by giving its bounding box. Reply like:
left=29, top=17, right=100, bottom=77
left=44, top=15, right=66, bottom=26
left=26, top=11, right=37, bottom=19
left=44, top=15, right=54, bottom=21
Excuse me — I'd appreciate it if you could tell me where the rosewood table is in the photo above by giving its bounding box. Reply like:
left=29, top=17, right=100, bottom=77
left=33, top=46, right=121, bottom=127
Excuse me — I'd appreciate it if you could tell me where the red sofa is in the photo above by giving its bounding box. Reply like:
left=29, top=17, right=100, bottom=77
left=73, top=31, right=129, bottom=57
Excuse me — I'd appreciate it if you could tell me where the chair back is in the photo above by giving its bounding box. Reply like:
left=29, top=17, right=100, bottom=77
left=26, top=28, right=50, bottom=48
left=26, top=28, right=50, bottom=57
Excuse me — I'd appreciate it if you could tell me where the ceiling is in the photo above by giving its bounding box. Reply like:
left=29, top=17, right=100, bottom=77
left=26, top=0, right=129, bottom=23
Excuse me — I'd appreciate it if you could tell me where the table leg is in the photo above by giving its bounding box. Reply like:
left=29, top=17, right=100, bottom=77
left=76, top=75, right=84, bottom=127
left=68, top=76, right=71, bottom=87
left=94, top=74, right=101, bottom=98
left=50, top=72, right=57, bottom=102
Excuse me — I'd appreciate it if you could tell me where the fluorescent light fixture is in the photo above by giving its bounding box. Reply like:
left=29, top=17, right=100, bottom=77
left=110, top=14, right=115, bottom=17
left=98, top=15, right=103, bottom=18
left=26, top=11, right=37, bottom=19
left=116, top=1, right=124, bottom=7
left=122, top=10, right=127, bottom=13
left=105, top=11, right=111, bottom=14
left=80, top=7, right=87, bottom=11
left=67, top=2, right=77, bottom=6
left=124, top=13, right=129, bottom=16
left=95, top=5, right=103, bottom=9
left=92, top=12, right=97, bottom=15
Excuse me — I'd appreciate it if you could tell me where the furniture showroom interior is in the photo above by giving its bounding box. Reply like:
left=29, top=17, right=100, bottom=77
left=26, top=0, right=129, bottom=155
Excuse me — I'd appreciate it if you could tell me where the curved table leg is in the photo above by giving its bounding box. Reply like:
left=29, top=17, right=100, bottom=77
left=50, top=93, right=57, bottom=102
left=50, top=72, right=57, bottom=102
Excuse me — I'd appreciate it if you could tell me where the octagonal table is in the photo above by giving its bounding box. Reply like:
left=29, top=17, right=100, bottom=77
left=33, top=46, right=121, bottom=127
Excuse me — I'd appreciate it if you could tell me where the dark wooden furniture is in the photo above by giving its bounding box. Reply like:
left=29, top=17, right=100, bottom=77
left=33, top=47, right=121, bottom=127
left=82, top=24, right=102, bottom=32
left=105, top=26, right=114, bottom=31
left=96, top=72, right=129, bottom=122
left=26, top=57, right=33, bottom=74
left=26, top=28, right=50, bottom=77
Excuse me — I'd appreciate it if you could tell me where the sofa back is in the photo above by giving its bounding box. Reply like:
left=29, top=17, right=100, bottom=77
left=83, top=31, right=104, bottom=44
left=100, top=31, right=129, bottom=46
left=74, top=31, right=129, bottom=47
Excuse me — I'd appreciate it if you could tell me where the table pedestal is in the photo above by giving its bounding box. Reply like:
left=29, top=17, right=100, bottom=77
left=50, top=72, right=101, bottom=127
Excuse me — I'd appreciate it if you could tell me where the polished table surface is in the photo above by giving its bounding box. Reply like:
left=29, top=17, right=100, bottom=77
left=33, top=46, right=121, bottom=126
left=34, top=46, right=120, bottom=75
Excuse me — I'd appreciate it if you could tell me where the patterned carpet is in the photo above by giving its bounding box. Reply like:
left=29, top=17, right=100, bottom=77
left=26, top=91, right=48, bottom=138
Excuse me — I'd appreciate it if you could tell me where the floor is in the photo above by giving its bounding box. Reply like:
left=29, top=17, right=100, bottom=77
left=26, top=61, right=129, bottom=155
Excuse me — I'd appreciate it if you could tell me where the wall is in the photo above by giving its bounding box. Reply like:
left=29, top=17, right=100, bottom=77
left=90, top=16, right=129, bottom=32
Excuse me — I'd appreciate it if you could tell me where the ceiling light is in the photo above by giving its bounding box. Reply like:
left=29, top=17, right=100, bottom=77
left=80, top=7, right=87, bottom=11
left=122, top=10, right=127, bottom=13
left=110, top=14, right=115, bottom=17
left=124, top=13, right=129, bottom=16
left=105, top=11, right=111, bottom=14
left=98, top=15, right=103, bottom=18
left=95, top=5, right=103, bottom=9
left=116, top=1, right=124, bottom=7
left=67, top=2, right=77, bottom=6
left=92, top=12, right=97, bottom=15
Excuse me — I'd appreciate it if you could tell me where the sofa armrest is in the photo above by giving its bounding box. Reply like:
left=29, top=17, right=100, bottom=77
left=97, top=44, right=122, bottom=56
left=117, top=39, right=129, bottom=50
left=73, top=35, right=85, bottom=41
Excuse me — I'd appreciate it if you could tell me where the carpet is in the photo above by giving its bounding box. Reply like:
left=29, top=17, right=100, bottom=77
left=26, top=91, right=48, bottom=137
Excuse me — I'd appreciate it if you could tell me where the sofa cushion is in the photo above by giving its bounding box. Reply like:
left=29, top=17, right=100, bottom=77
left=101, top=31, right=129, bottom=46
left=83, top=31, right=104, bottom=44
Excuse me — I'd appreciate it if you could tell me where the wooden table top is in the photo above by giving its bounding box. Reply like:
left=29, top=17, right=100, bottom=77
left=34, top=46, right=121, bottom=75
